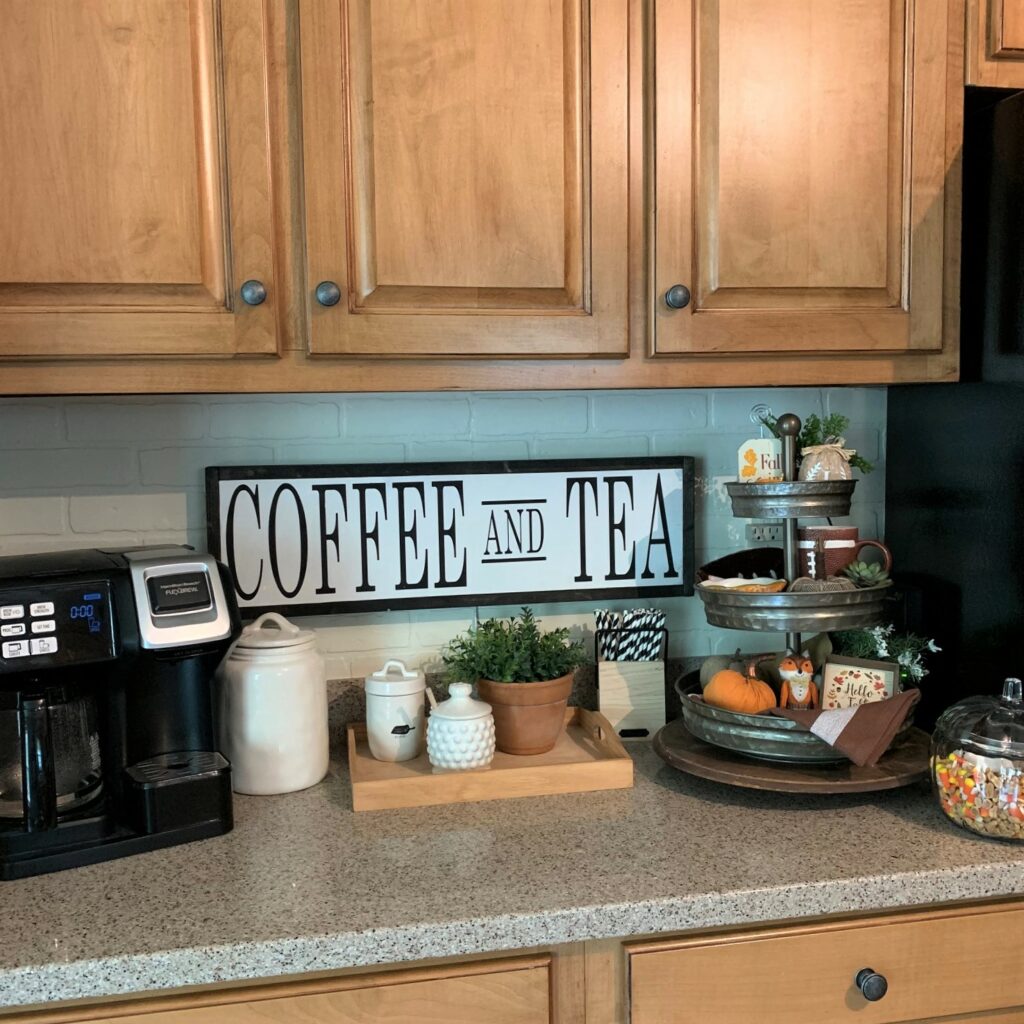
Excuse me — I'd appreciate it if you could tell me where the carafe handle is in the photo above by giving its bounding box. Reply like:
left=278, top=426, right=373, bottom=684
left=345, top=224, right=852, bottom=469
left=20, top=697, right=57, bottom=832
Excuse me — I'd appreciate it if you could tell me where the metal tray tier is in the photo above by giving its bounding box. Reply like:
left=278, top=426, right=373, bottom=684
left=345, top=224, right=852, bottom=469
left=697, top=581, right=891, bottom=633
left=677, top=687, right=844, bottom=764
left=726, top=480, right=856, bottom=519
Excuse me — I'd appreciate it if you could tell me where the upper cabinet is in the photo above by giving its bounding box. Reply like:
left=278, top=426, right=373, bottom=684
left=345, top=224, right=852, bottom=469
left=651, top=0, right=960, bottom=359
left=968, top=0, right=1024, bottom=85
left=0, top=0, right=963, bottom=392
left=298, top=0, right=629, bottom=358
left=0, top=0, right=280, bottom=360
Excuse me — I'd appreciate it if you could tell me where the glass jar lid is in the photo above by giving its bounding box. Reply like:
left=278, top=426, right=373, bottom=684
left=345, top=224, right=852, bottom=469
left=430, top=682, right=491, bottom=721
left=233, top=612, right=316, bottom=651
left=936, top=678, right=1024, bottom=759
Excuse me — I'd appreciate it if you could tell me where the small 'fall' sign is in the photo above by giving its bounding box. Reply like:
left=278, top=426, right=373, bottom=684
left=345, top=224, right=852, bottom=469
left=820, top=656, right=899, bottom=709
left=737, top=438, right=783, bottom=482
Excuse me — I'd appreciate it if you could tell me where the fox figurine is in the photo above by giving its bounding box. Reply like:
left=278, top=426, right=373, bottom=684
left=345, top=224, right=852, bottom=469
left=779, top=653, right=819, bottom=710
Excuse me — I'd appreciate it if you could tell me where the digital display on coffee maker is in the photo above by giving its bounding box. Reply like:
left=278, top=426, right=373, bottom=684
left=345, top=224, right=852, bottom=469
left=0, top=581, right=116, bottom=672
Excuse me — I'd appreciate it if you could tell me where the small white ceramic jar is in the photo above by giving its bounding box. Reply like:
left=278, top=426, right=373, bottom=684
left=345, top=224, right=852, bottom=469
left=427, top=683, right=495, bottom=771
left=217, top=612, right=328, bottom=795
left=365, top=660, right=426, bottom=762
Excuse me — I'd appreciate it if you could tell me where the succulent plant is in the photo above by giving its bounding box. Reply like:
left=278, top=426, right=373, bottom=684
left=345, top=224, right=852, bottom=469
left=842, top=560, right=890, bottom=588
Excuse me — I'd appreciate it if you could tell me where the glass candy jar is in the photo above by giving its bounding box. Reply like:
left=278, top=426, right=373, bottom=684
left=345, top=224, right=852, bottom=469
left=931, top=678, right=1024, bottom=841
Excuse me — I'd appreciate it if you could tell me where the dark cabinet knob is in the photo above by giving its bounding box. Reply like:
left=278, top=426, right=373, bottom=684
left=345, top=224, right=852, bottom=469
left=855, top=968, right=888, bottom=1002
left=315, top=281, right=342, bottom=307
left=665, top=284, right=691, bottom=309
left=239, top=280, right=267, bottom=306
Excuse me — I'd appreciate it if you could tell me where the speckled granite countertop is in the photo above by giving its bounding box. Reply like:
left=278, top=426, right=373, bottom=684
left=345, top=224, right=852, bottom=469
left=3, top=742, right=1024, bottom=1010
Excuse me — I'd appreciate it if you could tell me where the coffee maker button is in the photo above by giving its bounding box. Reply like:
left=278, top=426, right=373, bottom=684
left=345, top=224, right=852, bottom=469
left=0, top=623, right=26, bottom=637
left=29, top=637, right=58, bottom=656
left=1, top=640, right=29, bottom=658
left=30, top=620, right=56, bottom=634
left=29, top=602, right=54, bottom=617
left=0, top=605, right=25, bottom=620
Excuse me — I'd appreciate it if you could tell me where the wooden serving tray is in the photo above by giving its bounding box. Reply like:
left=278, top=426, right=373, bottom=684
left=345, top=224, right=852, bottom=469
left=653, top=718, right=930, bottom=794
left=347, top=708, right=633, bottom=811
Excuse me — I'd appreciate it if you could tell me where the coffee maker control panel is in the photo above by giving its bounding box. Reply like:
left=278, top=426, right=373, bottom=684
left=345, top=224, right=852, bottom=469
left=0, top=581, right=116, bottom=672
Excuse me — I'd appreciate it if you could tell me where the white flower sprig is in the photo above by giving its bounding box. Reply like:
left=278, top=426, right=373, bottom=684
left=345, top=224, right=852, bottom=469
left=854, top=624, right=940, bottom=682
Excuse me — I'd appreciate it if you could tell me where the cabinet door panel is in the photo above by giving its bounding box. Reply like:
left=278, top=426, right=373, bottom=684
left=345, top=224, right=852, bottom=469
left=653, top=0, right=954, bottom=355
left=1000, top=1, right=1024, bottom=49
left=0, top=0, right=279, bottom=359
left=301, top=0, right=628, bottom=357
left=32, top=959, right=552, bottom=1024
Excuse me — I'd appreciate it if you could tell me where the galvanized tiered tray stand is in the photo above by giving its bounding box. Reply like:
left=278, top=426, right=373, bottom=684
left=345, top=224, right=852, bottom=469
left=697, top=413, right=890, bottom=654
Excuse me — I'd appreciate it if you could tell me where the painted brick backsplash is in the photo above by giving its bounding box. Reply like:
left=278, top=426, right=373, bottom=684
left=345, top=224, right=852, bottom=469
left=0, top=388, right=887, bottom=679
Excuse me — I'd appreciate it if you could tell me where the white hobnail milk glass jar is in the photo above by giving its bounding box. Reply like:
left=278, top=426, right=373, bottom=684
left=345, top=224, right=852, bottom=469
left=217, top=612, right=328, bottom=795
left=426, top=683, right=495, bottom=771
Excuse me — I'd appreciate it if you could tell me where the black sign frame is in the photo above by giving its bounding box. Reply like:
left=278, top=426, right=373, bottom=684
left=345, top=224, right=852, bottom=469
left=206, top=456, right=695, bottom=616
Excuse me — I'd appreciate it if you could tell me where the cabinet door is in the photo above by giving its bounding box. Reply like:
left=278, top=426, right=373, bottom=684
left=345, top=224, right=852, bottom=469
left=0, top=1, right=279, bottom=359
left=652, top=0, right=956, bottom=356
left=968, top=0, right=1024, bottom=86
left=299, top=0, right=628, bottom=358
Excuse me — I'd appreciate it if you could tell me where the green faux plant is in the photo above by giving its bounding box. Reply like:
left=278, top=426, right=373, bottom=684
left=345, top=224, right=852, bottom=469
left=760, top=411, right=875, bottom=474
left=842, top=560, right=890, bottom=588
left=442, top=608, right=587, bottom=684
left=831, top=625, right=941, bottom=683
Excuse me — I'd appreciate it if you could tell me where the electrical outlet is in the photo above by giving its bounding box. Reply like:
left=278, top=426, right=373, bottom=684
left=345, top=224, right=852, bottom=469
left=746, top=523, right=784, bottom=544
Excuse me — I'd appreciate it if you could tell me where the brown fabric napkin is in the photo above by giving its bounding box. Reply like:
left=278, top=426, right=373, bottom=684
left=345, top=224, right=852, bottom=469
left=768, top=688, right=920, bottom=767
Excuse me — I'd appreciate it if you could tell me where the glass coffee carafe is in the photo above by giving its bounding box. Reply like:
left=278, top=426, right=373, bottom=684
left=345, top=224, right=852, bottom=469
left=0, top=685, right=104, bottom=831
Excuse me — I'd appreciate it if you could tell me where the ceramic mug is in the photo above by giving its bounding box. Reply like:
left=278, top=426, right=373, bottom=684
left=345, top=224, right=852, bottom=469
left=797, top=526, right=892, bottom=580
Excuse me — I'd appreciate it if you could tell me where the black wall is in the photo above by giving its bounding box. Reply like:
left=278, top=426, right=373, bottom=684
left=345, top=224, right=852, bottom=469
left=886, top=383, right=1024, bottom=724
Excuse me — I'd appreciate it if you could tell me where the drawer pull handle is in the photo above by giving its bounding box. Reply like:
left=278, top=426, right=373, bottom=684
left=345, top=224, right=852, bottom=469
left=855, top=968, right=888, bottom=1002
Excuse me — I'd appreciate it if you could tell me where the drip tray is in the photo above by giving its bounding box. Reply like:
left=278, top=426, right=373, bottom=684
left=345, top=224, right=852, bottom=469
left=124, top=751, right=232, bottom=835
left=125, top=751, right=228, bottom=786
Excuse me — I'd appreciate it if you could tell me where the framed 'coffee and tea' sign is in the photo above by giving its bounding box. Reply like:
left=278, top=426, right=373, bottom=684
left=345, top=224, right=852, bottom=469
left=206, top=458, right=694, bottom=615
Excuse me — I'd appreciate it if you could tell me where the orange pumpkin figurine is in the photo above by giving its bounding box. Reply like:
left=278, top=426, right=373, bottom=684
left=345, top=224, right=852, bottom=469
left=704, top=661, right=776, bottom=714
left=779, top=652, right=818, bottom=710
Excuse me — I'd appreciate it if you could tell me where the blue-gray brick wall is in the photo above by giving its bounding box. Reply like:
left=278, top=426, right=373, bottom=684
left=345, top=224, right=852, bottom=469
left=0, top=388, right=886, bottom=678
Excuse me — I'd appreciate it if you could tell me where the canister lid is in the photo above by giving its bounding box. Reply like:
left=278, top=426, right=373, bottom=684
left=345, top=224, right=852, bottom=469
left=233, top=612, right=316, bottom=651
left=365, top=659, right=425, bottom=696
left=935, top=678, right=1024, bottom=759
left=429, top=682, right=491, bottom=721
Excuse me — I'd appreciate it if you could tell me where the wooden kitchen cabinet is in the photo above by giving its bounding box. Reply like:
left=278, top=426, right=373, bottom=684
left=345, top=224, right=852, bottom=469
left=7, top=902, right=1024, bottom=1024
left=650, top=0, right=962, bottom=361
left=0, top=0, right=964, bottom=392
left=0, top=0, right=281, bottom=360
left=967, top=0, right=1024, bottom=85
left=627, top=902, right=1024, bottom=1024
left=297, top=0, right=629, bottom=359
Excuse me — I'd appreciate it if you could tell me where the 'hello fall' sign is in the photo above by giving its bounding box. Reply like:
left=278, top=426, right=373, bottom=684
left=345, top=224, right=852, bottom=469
left=206, top=458, right=694, bottom=614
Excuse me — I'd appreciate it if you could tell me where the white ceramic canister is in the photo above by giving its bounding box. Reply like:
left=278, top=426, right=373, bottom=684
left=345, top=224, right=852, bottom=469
left=217, top=612, right=328, bottom=795
left=426, top=683, right=495, bottom=771
left=364, top=660, right=426, bottom=762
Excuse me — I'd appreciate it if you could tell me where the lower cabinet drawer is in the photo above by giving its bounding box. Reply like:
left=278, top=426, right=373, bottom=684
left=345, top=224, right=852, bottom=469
left=628, top=904, right=1024, bottom=1024
left=62, top=956, right=551, bottom=1024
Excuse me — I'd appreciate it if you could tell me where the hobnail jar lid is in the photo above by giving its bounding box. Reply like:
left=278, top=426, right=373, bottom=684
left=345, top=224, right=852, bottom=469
left=935, top=678, right=1024, bottom=759
left=365, top=659, right=425, bottom=696
left=430, top=682, right=492, bottom=721
left=233, top=612, right=316, bottom=651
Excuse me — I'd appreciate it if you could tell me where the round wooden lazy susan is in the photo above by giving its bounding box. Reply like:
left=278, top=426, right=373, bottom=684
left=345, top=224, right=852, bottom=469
left=653, top=718, right=931, bottom=794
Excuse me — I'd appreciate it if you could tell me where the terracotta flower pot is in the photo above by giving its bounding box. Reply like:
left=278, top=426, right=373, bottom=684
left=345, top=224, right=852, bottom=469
left=477, top=673, right=574, bottom=755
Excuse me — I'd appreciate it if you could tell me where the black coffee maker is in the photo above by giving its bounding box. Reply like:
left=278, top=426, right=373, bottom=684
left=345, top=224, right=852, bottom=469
left=0, top=546, right=240, bottom=879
